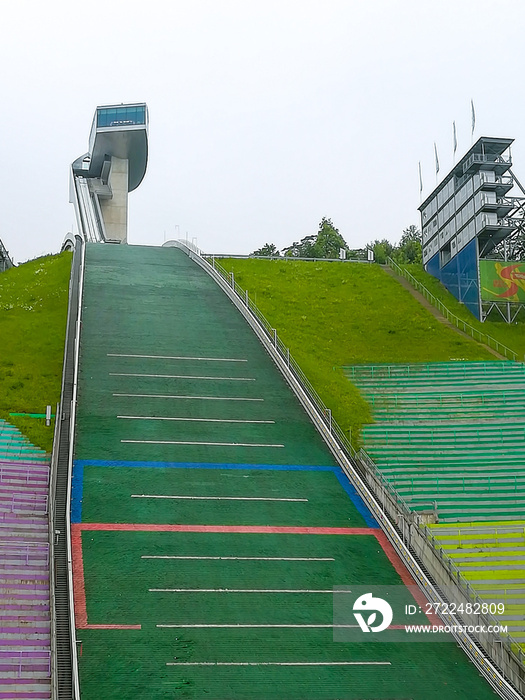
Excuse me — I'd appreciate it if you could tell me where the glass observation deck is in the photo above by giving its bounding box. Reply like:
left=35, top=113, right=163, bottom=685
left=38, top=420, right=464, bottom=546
left=96, top=105, right=147, bottom=128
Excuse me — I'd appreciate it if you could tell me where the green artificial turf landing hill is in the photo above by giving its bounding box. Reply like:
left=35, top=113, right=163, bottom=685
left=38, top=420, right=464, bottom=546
left=0, top=252, right=71, bottom=451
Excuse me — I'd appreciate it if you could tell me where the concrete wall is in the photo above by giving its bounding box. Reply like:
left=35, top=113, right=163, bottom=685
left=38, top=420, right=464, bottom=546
left=100, top=157, right=128, bottom=243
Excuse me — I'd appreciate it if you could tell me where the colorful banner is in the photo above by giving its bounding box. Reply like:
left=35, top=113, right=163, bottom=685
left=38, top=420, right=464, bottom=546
left=479, top=260, right=525, bottom=302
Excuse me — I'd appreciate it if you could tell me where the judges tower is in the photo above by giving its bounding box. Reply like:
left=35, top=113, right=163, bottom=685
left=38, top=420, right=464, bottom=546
left=69, top=103, right=148, bottom=245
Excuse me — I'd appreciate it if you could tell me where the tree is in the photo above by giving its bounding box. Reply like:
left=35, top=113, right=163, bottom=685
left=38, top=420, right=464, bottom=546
left=310, top=217, right=349, bottom=259
left=282, top=235, right=317, bottom=258
left=251, top=243, right=280, bottom=257
left=392, top=225, right=422, bottom=264
left=282, top=218, right=349, bottom=259
left=370, top=238, right=395, bottom=265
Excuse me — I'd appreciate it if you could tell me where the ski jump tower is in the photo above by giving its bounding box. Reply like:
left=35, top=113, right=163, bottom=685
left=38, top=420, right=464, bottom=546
left=419, top=137, right=525, bottom=322
left=67, top=103, right=148, bottom=247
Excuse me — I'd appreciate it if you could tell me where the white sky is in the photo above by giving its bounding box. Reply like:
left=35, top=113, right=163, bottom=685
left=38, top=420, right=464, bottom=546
left=2, top=0, right=525, bottom=263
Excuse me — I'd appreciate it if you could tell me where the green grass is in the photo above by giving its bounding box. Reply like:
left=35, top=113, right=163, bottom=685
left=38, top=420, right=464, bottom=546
left=0, top=252, right=72, bottom=451
left=220, top=259, right=495, bottom=447
left=404, top=263, right=525, bottom=360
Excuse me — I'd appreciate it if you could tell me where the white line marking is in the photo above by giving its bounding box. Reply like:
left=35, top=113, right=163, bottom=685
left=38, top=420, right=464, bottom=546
left=107, top=353, right=247, bottom=362
left=159, top=624, right=356, bottom=628
left=143, top=556, right=334, bottom=561
left=123, top=440, right=284, bottom=447
left=150, top=589, right=353, bottom=593
left=110, top=373, right=255, bottom=381
left=118, top=416, right=274, bottom=424
left=167, top=661, right=390, bottom=666
left=132, top=494, right=306, bottom=502
left=113, top=394, right=263, bottom=401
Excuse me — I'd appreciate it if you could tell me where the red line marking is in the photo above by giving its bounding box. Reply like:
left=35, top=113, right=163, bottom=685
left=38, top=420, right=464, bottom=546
left=72, top=523, right=439, bottom=628
left=84, top=624, right=142, bottom=630
left=373, top=531, right=441, bottom=625
left=71, top=523, right=141, bottom=630
left=76, top=523, right=376, bottom=535
left=71, top=525, right=87, bottom=628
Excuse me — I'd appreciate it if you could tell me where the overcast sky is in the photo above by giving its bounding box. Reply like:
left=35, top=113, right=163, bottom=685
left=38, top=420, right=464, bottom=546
left=2, top=0, right=525, bottom=263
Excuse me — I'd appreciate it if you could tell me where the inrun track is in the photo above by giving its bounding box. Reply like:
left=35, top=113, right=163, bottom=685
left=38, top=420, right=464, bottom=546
left=71, top=243, right=496, bottom=699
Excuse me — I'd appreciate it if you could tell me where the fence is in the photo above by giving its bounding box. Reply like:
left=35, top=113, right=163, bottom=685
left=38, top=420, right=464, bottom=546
left=387, top=257, right=517, bottom=361
left=0, top=651, right=51, bottom=677
left=0, top=492, right=48, bottom=514
left=0, top=541, right=49, bottom=566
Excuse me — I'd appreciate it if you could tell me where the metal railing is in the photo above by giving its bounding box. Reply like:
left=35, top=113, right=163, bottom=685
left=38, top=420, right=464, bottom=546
left=464, top=153, right=511, bottom=172
left=73, top=175, right=105, bottom=244
left=205, top=255, right=355, bottom=458
left=364, top=391, right=525, bottom=408
left=0, top=465, right=49, bottom=485
left=2, top=492, right=48, bottom=514
left=49, top=234, right=84, bottom=700
left=0, top=541, right=49, bottom=566
left=346, top=361, right=523, bottom=380
left=1, top=651, right=51, bottom=677
left=387, top=257, right=517, bottom=361
left=398, top=474, right=525, bottom=496
left=172, top=240, right=525, bottom=697
left=365, top=425, right=525, bottom=446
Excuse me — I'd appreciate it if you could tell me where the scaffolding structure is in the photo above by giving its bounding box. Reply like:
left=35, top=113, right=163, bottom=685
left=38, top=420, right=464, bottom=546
left=0, top=237, right=13, bottom=272
left=420, top=137, right=525, bottom=322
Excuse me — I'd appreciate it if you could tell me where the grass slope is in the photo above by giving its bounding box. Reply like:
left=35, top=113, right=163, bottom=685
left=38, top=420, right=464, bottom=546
left=0, top=252, right=71, bottom=451
left=405, top=263, right=525, bottom=359
left=221, top=259, right=495, bottom=446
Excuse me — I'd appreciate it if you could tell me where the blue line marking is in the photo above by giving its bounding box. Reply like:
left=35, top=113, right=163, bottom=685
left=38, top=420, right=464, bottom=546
left=74, top=459, right=336, bottom=472
left=333, top=470, right=378, bottom=528
left=71, top=461, right=84, bottom=524
left=73, top=459, right=379, bottom=528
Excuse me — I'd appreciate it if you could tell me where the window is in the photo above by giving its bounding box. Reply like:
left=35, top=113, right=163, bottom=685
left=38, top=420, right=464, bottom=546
left=97, top=105, right=146, bottom=128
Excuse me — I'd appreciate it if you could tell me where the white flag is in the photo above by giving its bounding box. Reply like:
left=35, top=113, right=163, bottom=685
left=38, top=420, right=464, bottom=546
left=471, top=100, right=476, bottom=136
left=453, top=121, right=457, bottom=154
left=434, top=143, right=439, bottom=175
left=418, top=161, right=423, bottom=193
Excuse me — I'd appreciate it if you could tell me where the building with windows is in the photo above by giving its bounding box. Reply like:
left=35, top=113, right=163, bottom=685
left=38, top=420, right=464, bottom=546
left=419, top=137, right=525, bottom=320
left=68, top=103, right=148, bottom=246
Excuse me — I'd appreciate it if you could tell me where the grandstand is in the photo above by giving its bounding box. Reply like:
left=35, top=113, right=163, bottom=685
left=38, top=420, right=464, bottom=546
left=0, top=420, right=51, bottom=699
left=348, top=361, right=525, bottom=523
left=430, top=522, right=525, bottom=642
left=348, top=360, right=525, bottom=651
